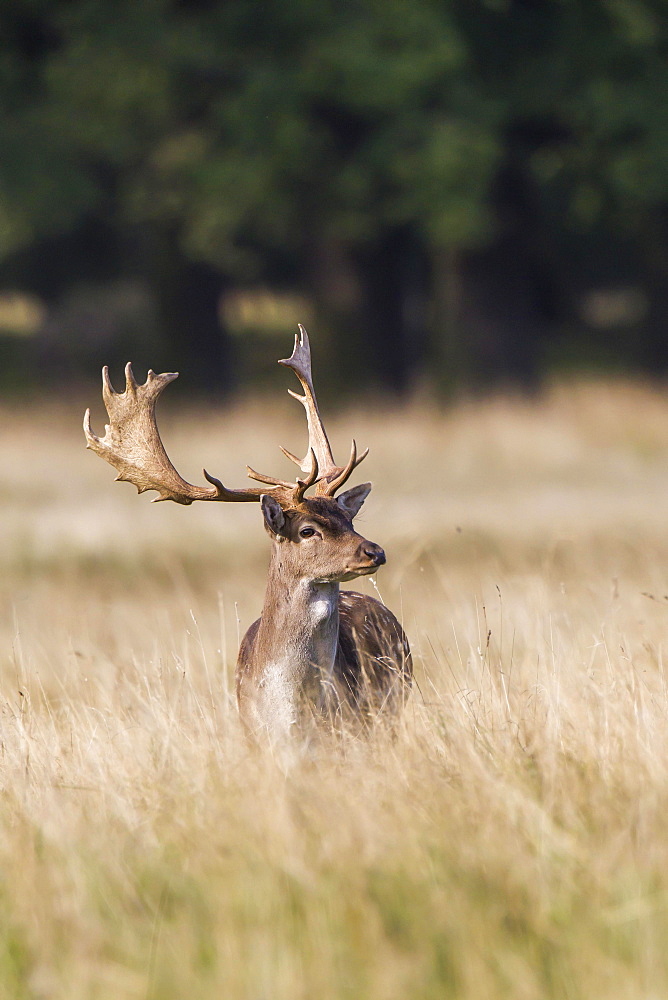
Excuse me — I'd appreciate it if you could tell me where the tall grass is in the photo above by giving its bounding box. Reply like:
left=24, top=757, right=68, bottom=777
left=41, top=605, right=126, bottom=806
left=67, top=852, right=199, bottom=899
left=1, top=378, right=668, bottom=999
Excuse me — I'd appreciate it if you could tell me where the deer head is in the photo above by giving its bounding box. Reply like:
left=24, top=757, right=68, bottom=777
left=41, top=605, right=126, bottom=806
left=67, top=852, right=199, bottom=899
left=83, top=326, right=379, bottom=578
left=259, top=490, right=385, bottom=585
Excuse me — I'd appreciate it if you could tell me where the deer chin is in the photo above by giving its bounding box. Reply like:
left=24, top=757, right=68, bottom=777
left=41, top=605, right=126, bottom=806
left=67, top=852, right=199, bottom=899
left=338, top=563, right=380, bottom=582
left=311, top=564, right=378, bottom=584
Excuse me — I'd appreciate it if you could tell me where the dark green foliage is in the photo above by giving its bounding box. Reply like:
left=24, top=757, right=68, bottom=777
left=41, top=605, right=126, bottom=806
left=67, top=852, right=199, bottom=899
left=1, top=0, right=668, bottom=390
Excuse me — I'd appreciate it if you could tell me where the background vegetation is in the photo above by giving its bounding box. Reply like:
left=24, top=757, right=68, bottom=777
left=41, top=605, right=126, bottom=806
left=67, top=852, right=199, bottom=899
left=1, top=381, right=668, bottom=997
left=2, top=0, right=668, bottom=392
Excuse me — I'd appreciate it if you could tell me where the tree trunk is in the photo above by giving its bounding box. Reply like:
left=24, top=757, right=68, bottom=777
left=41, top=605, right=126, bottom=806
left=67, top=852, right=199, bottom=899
left=307, top=231, right=428, bottom=396
left=428, top=247, right=468, bottom=392
left=639, top=219, right=668, bottom=375
left=155, top=260, right=233, bottom=395
left=306, top=237, right=366, bottom=396
left=356, top=229, right=427, bottom=394
left=150, top=235, right=234, bottom=395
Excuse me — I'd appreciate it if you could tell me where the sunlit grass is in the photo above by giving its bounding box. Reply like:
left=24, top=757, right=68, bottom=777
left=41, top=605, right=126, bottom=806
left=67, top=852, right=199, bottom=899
left=1, top=377, right=668, bottom=998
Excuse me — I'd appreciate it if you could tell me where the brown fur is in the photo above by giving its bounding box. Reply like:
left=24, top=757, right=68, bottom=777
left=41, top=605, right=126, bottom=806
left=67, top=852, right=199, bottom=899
left=235, top=494, right=412, bottom=739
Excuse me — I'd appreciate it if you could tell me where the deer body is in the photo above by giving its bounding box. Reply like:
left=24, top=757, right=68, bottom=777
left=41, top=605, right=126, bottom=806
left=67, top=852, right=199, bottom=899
left=84, top=326, right=412, bottom=742
left=236, top=495, right=411, bottom=738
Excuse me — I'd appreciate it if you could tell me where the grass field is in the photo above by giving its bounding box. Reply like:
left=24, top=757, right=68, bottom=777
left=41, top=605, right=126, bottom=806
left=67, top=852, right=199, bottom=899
left=1, top=377, right=668, bottom=999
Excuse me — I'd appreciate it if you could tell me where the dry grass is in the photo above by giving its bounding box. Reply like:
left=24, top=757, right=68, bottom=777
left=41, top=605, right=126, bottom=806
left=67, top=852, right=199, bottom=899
left=1, top=376, right=668, bottom=999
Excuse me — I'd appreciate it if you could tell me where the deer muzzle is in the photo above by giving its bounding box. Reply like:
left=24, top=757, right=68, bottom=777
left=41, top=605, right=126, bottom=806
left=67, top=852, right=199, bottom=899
left=357, top=540, right=386, bottom=569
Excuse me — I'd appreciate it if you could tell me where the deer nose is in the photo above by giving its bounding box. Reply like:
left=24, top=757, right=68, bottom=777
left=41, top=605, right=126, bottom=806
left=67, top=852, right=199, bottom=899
left=362, top=542, right=386, bottom=567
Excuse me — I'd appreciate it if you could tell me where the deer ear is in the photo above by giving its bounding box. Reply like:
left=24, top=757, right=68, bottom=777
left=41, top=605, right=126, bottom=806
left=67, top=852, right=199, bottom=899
left=336, top=483, right=372, bottom=519
left=261, top=494, right=286, bottom=537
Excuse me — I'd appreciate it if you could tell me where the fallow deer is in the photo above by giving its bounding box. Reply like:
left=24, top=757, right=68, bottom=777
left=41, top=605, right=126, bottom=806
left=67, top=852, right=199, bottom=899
left=84, top=326, right=412, bottom=741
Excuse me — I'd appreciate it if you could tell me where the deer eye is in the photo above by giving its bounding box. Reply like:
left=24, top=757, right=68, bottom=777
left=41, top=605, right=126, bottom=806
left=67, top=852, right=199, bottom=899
left=299, top=526, right=317, bottom=539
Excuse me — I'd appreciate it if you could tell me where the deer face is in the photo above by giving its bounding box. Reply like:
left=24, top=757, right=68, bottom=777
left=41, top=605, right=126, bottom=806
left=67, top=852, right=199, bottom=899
left=260, top=486, right=386, bottom=584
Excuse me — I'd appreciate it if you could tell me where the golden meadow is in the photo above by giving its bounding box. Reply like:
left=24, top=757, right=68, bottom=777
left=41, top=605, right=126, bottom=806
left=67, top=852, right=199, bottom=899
left=1, top=378, right=667, bottom=999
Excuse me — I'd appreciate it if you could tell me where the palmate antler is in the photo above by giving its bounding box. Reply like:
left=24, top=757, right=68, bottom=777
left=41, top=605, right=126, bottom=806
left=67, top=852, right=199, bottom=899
left=83, top=327, right=367, bottom=507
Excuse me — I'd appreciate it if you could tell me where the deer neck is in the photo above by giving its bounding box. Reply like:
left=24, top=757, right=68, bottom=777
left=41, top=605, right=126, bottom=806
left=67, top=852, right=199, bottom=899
left=254, top=551, right=340, bottom=722
left=259, top=555, right=340, bottom=675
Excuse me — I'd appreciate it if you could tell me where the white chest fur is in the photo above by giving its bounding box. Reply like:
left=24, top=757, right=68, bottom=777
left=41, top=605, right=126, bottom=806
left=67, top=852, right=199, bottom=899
left=304, top=582, right=338, bottom=624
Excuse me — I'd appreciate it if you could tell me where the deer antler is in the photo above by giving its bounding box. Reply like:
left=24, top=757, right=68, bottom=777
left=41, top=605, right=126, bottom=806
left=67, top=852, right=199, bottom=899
left=85, top=329, right=368, bottom=506
left=84, top=363, right=274, bottom=505
left=278, top=325, right=368, bottom=496
left=246, top=447, right=320, bottom=501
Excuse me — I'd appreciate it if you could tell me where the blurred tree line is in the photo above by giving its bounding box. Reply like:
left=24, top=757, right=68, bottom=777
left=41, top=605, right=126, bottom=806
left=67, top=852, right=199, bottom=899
left=1, top=0, right=668, bottom=394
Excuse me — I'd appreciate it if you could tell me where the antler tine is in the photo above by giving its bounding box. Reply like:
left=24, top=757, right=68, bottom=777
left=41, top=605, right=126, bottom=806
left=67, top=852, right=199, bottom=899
left=247, top=449, right=320, bottom=505
left=319, top=439, right=369, bottom=496
left=278, top=445, right=303, bottom=469
left=293, top=449, right=319, bottom=504
left=246, top=467, right=299, bottom=489
left=278, top=325, right=338, bottom=480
